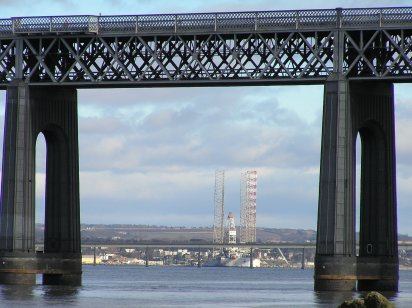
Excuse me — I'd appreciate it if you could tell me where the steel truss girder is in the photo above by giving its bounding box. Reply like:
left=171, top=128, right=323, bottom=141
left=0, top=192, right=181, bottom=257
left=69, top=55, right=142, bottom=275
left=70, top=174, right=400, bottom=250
left=343, top=29, right=412, bottom=78
left=0, top=29, right=412, bottom=87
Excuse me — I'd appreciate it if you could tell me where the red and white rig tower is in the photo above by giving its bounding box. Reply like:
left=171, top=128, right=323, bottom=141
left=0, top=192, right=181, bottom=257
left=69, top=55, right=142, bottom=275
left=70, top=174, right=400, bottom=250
left=240, top=170, right=257, bottom=244
left=213, top=170, right=225, bottom=245
left=226, top=212, right=237, bottom=244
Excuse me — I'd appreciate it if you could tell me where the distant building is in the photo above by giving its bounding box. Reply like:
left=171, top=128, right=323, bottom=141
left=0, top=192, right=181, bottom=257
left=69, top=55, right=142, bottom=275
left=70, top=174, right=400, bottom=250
left=82, top=255, right=102, bottom=264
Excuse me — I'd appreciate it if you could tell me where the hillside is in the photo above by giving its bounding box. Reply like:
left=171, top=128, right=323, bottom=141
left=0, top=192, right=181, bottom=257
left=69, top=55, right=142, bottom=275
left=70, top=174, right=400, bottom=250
left=35, top=224, right=412, bottom=244
left=35, top=224, right=316, bottom=244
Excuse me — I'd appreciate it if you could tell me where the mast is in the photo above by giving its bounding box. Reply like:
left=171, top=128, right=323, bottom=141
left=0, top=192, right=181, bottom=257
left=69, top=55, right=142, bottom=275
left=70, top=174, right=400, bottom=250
left=213, top=170, right=225, bottom=245
left=240, top=171, right=257, bottom=244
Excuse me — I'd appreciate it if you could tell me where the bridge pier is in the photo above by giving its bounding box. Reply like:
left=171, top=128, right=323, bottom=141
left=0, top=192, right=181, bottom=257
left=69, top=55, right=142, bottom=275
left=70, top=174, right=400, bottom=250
left=315, top=76, right=398, bottom=291
left=0, top=81, right=81, bottom=285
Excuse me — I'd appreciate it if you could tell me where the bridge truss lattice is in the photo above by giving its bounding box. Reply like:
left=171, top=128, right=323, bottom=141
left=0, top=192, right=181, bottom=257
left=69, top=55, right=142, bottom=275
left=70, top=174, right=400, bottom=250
left=1, top=7, right=412, bottom=87
left=213, top=170, right=225, bottom=245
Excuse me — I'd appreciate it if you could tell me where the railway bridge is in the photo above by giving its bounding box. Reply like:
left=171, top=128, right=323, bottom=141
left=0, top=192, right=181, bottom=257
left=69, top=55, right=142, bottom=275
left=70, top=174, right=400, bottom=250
left=0, top=6, right=411, bottom=291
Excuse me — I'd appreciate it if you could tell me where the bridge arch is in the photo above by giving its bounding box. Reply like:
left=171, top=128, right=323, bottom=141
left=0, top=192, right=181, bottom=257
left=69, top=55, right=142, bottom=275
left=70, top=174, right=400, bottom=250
left=35, top=132, right=46, bottom=247
left=356, top=120, right=388, bottom=258
left=37, top=124, right=71, bottom=254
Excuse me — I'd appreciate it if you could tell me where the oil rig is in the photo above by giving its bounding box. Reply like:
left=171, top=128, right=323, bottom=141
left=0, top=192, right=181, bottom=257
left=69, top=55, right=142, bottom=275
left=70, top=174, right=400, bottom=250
left=210, top=170, right=259, bottom=267
left=212, top=170, right=257, bottom=245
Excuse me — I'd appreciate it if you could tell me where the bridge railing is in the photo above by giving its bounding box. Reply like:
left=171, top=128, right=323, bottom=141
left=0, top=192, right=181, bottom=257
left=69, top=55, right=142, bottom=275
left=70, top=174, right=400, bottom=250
left=342, top=7, right=412, bottom=28
left=9, top=15, right=99, bottom=34
left=0, top=18, right=12, bottom=35
left=0, top=7, right=411, bottom=36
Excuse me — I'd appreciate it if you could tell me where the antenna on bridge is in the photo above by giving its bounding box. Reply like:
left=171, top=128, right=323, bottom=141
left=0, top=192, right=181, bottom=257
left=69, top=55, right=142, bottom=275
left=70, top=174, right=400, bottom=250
left=212, top=170, right=225, bottom=246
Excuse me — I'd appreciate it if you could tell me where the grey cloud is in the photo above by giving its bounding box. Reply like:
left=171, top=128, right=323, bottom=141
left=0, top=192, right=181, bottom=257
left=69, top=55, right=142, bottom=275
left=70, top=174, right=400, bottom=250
left=79, top=116, right=130, bottom=134
left=77, top=86, right=322, bottom=173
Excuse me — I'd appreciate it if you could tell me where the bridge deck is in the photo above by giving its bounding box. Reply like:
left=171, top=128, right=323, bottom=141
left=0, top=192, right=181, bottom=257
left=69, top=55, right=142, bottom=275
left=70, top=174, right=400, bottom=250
left=0, top=7, right=412, bottom=87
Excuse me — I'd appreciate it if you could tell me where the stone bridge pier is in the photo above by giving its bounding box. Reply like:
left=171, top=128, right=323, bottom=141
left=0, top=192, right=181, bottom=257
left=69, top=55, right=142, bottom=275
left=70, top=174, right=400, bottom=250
left=0, top=81, right=81, bottom=285
left=315, top=75, right=398, bottom=291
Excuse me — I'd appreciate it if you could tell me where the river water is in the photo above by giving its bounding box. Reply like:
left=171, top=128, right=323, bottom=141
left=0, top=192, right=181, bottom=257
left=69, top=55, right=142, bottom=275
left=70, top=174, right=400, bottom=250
left=1, top=266, right=412, bottom=307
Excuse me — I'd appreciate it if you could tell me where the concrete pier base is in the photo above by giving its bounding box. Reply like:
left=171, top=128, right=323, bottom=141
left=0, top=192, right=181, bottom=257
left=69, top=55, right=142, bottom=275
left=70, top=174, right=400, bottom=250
left=0, top=253, right=37, bottom=285
left=314, top=256, right=356, bottom=291
left=357, top=257, right=399, bottom=291
left=43, top=274, right=82, bottom=286
left=0, top=252, right=82, bottom=286
left=39, top=253, right=82, bottom=286
left=0, top=272, right=36, bottom=285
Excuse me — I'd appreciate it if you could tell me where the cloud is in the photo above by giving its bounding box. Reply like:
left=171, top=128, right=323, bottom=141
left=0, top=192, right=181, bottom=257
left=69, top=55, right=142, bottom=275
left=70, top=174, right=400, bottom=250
left=76, top=86, right=322, bottom=173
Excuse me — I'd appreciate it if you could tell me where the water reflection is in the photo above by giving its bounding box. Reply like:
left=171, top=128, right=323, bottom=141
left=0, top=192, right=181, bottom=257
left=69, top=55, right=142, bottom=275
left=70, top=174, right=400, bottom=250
left=0, top=285, right=35, bottom=301
left=314, top=291, right=357, bottom=306
left=43, top=285, right=79, bottom=298
left=42, top=285, right=80, bottom=306
left=0, top=283, right=80, bottom=306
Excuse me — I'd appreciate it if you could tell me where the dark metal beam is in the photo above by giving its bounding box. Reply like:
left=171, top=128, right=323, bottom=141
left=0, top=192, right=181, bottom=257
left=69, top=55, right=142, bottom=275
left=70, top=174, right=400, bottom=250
left=0, top=8, right=411, bottom=87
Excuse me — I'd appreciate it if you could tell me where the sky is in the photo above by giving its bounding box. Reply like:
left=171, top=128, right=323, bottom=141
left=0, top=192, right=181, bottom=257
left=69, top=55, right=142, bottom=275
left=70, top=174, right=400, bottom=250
left=1, top=0, right=412, bottom=234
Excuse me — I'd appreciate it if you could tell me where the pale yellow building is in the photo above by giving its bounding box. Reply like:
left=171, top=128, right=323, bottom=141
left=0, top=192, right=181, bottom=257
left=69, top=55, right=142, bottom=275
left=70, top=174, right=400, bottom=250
left=82, top=254, right=102, bottom=265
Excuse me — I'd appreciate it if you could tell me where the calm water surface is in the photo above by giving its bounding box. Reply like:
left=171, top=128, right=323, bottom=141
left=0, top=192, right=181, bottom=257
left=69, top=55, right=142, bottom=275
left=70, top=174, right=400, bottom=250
left=1, top=266, right=412, bottom=307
